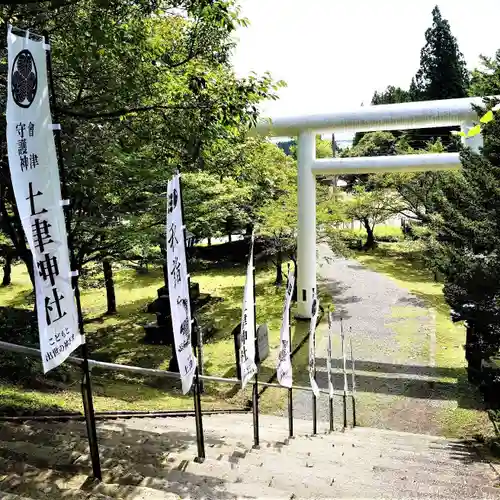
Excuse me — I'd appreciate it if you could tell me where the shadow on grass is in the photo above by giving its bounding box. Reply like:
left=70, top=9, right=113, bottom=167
left=312, top=362, right=483, bottom=410
left=354, top=244, right=438, bottom=288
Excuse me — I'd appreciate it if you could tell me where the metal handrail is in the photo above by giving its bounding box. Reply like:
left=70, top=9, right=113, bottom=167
left=0, top=340, right=350, bottom=398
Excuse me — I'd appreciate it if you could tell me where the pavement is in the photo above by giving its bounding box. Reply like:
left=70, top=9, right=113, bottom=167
left=292, top=243, right=485, bottom=436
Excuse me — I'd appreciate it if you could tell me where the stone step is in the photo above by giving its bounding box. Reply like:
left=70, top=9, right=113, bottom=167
left=283, top=435, right=485, bottom=468
left=0, top=471, right=113, bottom=500
left=187, top=456, right=491, bottom=499
left=209, top=440, right=489, bottom=483
left=0, top=494, right=38, bottom=500
left=234, top=445, right=492, bottom=488
left=0, top=426, right=488, bottom=488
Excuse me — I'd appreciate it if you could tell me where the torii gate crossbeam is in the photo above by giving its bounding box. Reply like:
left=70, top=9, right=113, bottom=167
left=252, top=96, right=490, bottom=319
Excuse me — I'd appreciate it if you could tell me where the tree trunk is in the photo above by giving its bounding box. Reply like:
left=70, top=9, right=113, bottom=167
left=275, top=250, right=283, bottom=287
left=2, top=252, right=12, bottom=286
left=465, top=323, right=482, bottom=384
left=362, top=218, right=376, bottom=250
left=207, top=237, right=211, bottom=246
left=291, top=257, right=297, bottom=302
left=103, top=259, right=117, bottom=315
left=228, top=233, right=232, bottom=243
left=20, top=249, right=35, bottom=288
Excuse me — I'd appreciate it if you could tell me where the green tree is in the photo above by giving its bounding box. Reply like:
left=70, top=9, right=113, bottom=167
left=428, top=100, right=500, bottom=391
left=342, top=131, right=398, bottom=189
left=0, top=1, right=283, bottom=313
left=376, top=138, right=447, bottom=224
left=257, top=188, right=297, bottom=287
left=353, top=87, right=410, bottom=147
left=408, top=5, right=469, bottom=149
left=345, top=185, right=402, bottom=250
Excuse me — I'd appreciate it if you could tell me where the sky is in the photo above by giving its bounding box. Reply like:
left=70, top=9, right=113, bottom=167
left=231, top=0, right=500, bottom=141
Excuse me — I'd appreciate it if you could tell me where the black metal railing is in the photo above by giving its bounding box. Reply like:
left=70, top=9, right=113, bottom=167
left=0, top=340, right=357, bottom=480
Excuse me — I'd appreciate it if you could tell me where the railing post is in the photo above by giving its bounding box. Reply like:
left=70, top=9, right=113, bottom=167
left=193, top=364, right=205, bottom=462
left=341, top=318, right=348, bottom=430
left=288, top=388, right=294, bottom=438
left=251, top=252, right=260, bottom=449
left=312, top=368, right=317, bottom=435
left=252, top=376, right=260, bottom=448
left=350, top=336, right=357, bottom=428
left=80, top=365, right=102, bottom=480
left=329, top=398, right=334, bottom=432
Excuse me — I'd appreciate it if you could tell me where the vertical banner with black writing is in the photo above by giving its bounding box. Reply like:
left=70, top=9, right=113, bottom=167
left=239, top=235, right=257, bottom=389
left=308, top=295, right=320, bottom=397
left=6, top=26, right=82, bottom=372
left=277, top=268, right=294, bottom=388
left=166, top=173, right=196, bottom=394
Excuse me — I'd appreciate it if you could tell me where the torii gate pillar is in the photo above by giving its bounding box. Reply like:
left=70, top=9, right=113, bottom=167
left=296, top=131, right=317, bottom=319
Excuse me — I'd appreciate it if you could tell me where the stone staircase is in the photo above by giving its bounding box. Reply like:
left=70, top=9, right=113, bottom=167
left=0, top=413, right=498, bottom=499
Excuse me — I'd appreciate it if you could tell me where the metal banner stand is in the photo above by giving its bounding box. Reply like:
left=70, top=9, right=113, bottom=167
left=178, top=173, right=205, bottom=462
left=312, top=373, right=317, bottom=435
left=350, top=334, right=357, bottom=428
left=287, top=264, right=294, bottom=439
left=252, top=241, right=260, bottom=449
left=327, top=312, right=334, bottom=433
left=341, top=318, right=348, bottom=429
left=43, top=30, right=101, bottom=481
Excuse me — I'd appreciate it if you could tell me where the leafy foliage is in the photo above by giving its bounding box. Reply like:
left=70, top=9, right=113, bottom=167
left=0, top=1, right=284, bottom=288
left=344, top=185, right=402, bottom=250
left=427, top=97, right=500, bottom=398
left=408, top=5, right=468, bottom=149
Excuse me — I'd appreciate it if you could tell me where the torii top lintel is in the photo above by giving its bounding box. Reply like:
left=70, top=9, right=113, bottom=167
left=250, top=97, right=490, bottom=137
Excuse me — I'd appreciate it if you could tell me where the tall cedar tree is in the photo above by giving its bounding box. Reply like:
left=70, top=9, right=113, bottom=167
left=408, top=6, right=469, bottom=149
left=430, top=98, right=500, bottom=394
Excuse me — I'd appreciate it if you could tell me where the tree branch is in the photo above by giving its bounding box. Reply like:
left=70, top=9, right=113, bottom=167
left=57, top=103, right=210, bottom=120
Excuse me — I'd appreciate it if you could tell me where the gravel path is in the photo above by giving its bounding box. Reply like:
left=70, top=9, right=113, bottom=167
left=292, top=242, right=460, bottom=436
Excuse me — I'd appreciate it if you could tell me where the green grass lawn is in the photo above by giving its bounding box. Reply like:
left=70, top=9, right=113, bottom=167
left=0, top=261, right=306, bottom=415
left=356, top=242, right=492, bottom=438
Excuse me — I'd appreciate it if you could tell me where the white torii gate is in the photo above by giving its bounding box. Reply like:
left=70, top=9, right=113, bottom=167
left=252, top=96, right=487, bottom=319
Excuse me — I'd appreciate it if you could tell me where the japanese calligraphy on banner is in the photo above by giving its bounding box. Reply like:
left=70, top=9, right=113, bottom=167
left=166, top=173, right=196, bottom=394
left=6, top=26, right=82, bottom=373
left=308, top=295, right=320, bottom=397
left=326, top=313, right=335, bottom=399
left=239, top=235, right=257, bottom=389
left=277, top=268, right=294, bottom=388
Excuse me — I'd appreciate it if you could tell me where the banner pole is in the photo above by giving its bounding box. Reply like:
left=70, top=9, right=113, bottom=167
left=43, top=30, right=101, bottom=481
left=312, top=294, right=317, bottom=435
left=350, top=333, right=357, bottom=428
left=312, top=374, right=317, bottom=435
left=177, top=172, right=205, bottom=461
left=251, top=236, right=260, bottom=449
left=341, top=317, right=348, bottom=430
left=287, top=263, right=293, bottom=439
left=327, top=312, right=334, bottom=433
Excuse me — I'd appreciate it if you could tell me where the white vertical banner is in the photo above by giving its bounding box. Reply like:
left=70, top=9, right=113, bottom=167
left=277, top=268, right=295, bottom=388
left=308, top=295, right=320, bottom=397
left=239, top=235, right=257, bottom=389
left=166, top=173, right=197, bottom=394
left=326, top=312, right=334, bottom=399
left=6, top=26, right=82, bottom=372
